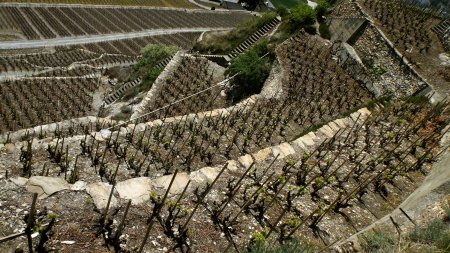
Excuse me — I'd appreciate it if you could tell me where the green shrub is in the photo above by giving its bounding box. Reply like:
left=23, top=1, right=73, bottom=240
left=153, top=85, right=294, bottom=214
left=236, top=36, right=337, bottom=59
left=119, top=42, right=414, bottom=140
left=405, top=95, right=429, bottom=105
left=134, top=44, right=178, bottom=77
left=112, top=112, right=130, bottom=121
left=247, top=238, right=315, bottom=253
left=362, top=229, right=396, bottom=252
left=319, top=22, right=331, bottom=39
left=120, top=105, right=132, bottom=114
left=409, top=219, right=450, bottom=251
left=289, top=3, right=316, bottom=27
left=121, top=87, right=139, bottom=101
left=315, top=0, right=330, bottom=19
left=225, top=41, right=272, bottom=103
left=193, top=12, right=277, bottom=54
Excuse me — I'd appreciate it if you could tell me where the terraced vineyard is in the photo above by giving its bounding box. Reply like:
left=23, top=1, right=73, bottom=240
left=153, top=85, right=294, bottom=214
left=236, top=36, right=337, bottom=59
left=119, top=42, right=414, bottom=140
left=0, top=6, right=251, bottom=40
left=0, top=77, right=102, bottom=133
left=0, top=0, right=196, bottom=8
left=0, top=1, right=448, bottom=253
left=360, top=0, right=439, bottom=54
left=78, top=32, right=202, bottom=55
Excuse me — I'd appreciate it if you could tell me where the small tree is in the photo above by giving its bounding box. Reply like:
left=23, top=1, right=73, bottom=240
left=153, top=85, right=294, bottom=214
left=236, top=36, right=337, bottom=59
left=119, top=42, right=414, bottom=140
left=226, top=41, right=271, bottom=103
left=134, top=44, right=178, bottom=77
left=289, top=3, right=316, bottom=27
left=315, top=0, right=329, bottom=19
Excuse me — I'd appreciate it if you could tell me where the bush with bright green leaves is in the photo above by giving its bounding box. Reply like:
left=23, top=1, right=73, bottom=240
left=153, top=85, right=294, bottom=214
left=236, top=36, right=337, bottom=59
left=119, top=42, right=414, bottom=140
left=315, top=0, right=330, bottom=19
left=289, top=3, right=316, bottom=28
left=193, top=12, right=277, bottom=55
left=134, top=44, right=178, bottom=81
left=225, top=40, right=272, bottom=103
left=121, top=44, right=178, bottom=101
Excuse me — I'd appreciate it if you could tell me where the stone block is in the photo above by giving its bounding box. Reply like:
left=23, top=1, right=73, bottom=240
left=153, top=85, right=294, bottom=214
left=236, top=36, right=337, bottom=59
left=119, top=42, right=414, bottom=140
left=116, top=177, right=153, bottom=205
left=238, top=154, right=253, bottom=168
left=272, top=143, right=296, bottom=159
left=153, top=172, right=190, bottom=195
left=252, top=147, right=272, bottom=162
left=26, top=176, right=69, bottom=199
left=86, top=182, right=118, bottom=210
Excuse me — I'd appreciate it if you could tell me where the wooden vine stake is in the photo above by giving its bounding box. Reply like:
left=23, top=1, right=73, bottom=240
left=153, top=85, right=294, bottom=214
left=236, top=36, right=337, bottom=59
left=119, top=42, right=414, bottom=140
left=26, top=193, right=38, bottom=253
left=138, top=169, right=179, bottom=253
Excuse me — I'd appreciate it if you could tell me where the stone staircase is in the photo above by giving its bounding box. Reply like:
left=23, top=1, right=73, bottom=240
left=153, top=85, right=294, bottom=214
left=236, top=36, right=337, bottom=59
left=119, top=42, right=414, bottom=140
left=227, top=16, right=281, bottom=59
left=432, top=19, right=450, bottom=51
left=103, top=56, right=174, bottom=105
left=104, top=78, right=142, bottom=105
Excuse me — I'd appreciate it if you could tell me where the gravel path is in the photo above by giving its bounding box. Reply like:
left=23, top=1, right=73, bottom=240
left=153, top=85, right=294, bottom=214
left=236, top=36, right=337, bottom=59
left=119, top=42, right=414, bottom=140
left=0, top=28, right=232, bottom=49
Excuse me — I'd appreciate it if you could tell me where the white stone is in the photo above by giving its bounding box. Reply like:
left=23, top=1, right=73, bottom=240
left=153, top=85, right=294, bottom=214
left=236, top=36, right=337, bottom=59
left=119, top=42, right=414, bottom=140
left=252, top=147, right=272, bottom=162
left=328, top=122, right=340, bottom=132
left=3, top=143, right=16, bottom=153
left=291, top=138, right=307, bottom=152
left=299, top=135, right=315, bottom=147
left=238, top=154, right=253, bottom=169
left=350, top=112, right=363, bottom=122
left=26, top=176, right=69, bottom=199
left=226, top=160, right=240, bottom=172
left=10, top=177, right=28, bottom=186
left=198, top=167, right=220, bottom=182
left=272, top=143, right=295, bottom=159
left=116, top=177, right=153, bottom=205
left=100, top=129, right=112, bottom=139
left=70, top=181, right=87, bottom=191
left=318, top=125, right=335, bottom=138
left=153, top=172, right=190, bottom=195
left=334, top=118, right=348, bottom=128
left=358, top=108, right=371, bottom=117
left=86, top=182, right=118, bottom=210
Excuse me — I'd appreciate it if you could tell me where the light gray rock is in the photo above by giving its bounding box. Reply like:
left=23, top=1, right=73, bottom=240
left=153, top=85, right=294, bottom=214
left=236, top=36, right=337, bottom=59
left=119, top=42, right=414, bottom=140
left=198, top=167, right=220, bottom=182
left=272, top=143, right=295, bottom=159
left=3, top=143, right=16, bottom=153
left=86, top=182, right=118, bottom=210
left=26, top=176, right=69, bottom=199
left=318, top=125, right=335, bottom=138
left=100, top=129, right=112, bottom=139
left=153, top=172, right=190, bottom=195
left=252, top=147, right=272, bottom=162
left=291, top=138, right=307, bottom=152
left=10, top=177, right=28, bottom=186
left=238, top=154, right=253, bottom=168
left=328, top=122, right=340, bottom=132
left=190, top=167, right=220, bottom=189
left=116, top=177, right=153, bottom=205
left=70, top=181, right=87, bottom=191
left=298, top=134, right=315, bottom=147
left=334, top=118, right=348, bottom=128
left=226, top=160, right=240, bottom=172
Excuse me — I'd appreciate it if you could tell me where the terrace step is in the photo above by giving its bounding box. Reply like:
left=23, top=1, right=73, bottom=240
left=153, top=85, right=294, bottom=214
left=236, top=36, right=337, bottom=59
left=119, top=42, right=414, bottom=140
left=102, top=56, right=173, bottom=105
left=227, top=16, right=281, bottom=60
left=432, top=19, right=450, bottom=51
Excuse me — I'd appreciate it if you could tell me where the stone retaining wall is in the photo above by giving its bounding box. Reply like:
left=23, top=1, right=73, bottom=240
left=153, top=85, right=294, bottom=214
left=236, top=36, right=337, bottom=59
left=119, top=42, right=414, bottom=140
left=0, top=116, right=116, bottom=144
left=7, top=107, right=372, bottom=209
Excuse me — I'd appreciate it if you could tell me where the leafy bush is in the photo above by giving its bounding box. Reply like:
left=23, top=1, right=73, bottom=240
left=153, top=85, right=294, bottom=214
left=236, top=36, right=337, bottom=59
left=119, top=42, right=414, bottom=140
left=134, top=44, right=178, bottom=78
left=319, top=22, right=331, bottom=40
left=225, top=40, right=272, bottom=103
left=193, top=12, right=277, bottom=54
left=120, top=44, right=176, bottom=101
left=289, top=3, right=316, bottom=27
left=362, top=229, right=396, bottom=252
left=315, top=0, right=330, bottom=19
left=247, top=239, right=315, bottom=253
left=409, top=218, right=450, bottom=251
left=120, top=105, right=132, bottom=114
